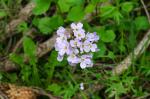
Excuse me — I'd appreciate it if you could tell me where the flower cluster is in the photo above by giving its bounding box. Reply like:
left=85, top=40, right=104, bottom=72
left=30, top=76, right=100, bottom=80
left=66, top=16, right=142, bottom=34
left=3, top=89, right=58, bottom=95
left=55, top=22, right=99, bottom=69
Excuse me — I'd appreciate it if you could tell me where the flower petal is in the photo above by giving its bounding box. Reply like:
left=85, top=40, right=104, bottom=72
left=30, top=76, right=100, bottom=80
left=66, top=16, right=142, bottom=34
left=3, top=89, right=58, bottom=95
left=57, top=54, right=63, bottom=61
left=80, top=62, right=86, bottom=69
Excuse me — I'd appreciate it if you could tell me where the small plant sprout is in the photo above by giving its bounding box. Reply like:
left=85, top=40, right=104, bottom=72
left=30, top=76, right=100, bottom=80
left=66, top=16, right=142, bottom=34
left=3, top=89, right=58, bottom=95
left=55, top=22, right=99, bottom=69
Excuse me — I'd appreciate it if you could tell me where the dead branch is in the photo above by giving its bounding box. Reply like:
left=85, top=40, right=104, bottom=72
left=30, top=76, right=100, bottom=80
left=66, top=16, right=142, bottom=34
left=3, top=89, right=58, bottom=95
left=140, top=0, right=150, bottom=23
left=0, top=2, right=35, bottom=42
left=36, top=34, right=57, bottom=57
left=112, top=29, right=150, bottom=75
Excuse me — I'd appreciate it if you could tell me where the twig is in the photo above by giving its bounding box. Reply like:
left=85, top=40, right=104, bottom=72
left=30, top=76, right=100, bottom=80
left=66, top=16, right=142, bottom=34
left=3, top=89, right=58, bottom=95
left=0, top=90, right=8, bottom=99
left=113, top=29, right=150, bottom=75
left=0, top=2, right=35, bottom=42
left=134, top=2, right=150, bottom=12
left=36, top=34, right=57, bottom=58
left=32, top=87, right=60, bottom=99
left=140, top=0, right=150, bottom=23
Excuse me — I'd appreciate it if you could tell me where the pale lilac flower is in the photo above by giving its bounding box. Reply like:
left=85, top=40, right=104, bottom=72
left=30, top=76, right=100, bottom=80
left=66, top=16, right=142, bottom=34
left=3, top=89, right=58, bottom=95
left=70, top=40, right=77, bottom=47
left=86, top=61, right=93, bottom=67
left=67, top=45, right=73, bottom=55
left=57, top=54, right=64, bottom=62
left=80, top=54, right=93, bottom=69
left=55, top=22, right=99, bottom=69
left=73, top=29, right=85, bottom=40
left=79, top=43, right=84, bottom=54
left=64, top=30, right=71, bottom=38
left=69, top=62, right=77, bottom=66
left=91, top=44, right=98, bottom=52
left=93, top=32, right=99, bottom=42
left=73, top=48, right=79, bottom=54
left=71, top=22, right=83, bottom=30
left=67, top=54, right=80, bottom=64
left=57, top=26, right=66, bottom=36
left=71, top=22, right=85, bottom=40
left=86, top=32, right=99, bottom=42
left=83, top=40, right=91, bottom=52
left=83, top=40, right=98, bottom=52
left=55, top=37, right=67, bottom=52
left=80, top=83, right=84, bottom=90
left=58, top=41, right=70, bottom=56
left=54, top=43, right=59, bottom=51
left=70, top=39, right=82, bottom=48
left=56, top=36, right=67, bottom=44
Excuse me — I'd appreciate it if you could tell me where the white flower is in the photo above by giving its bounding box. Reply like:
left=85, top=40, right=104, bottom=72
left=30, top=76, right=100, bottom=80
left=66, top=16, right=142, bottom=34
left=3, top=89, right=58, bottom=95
left=80, top=83, right=84, bottom=90
left=71, top=22, right=83, bottom=30
left=80, top=54, right=93, bottom=69
left=86, top=32, right=99, bottom=42
left=58, top=41, right=71, bottom=56
left=55, top=22, right=99, bottom=69
left=57, top=26, right=66, bottom=36
left=67, top=54, right=80, bottom=64
left=73, top=29, right=85, bottom=40
left=56, top=36, right=67, bottom=45
left=73, top=48, right=79, bottom=54
left=70, top=39, right=82, bottom=48
left=83, top=40, right=98, bottom=52
left=57, top=54, right=64, bottom=62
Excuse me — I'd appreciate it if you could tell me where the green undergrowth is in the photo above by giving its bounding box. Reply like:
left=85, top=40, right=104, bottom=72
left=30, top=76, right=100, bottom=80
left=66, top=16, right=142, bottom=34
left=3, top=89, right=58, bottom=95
left=0, top=0, right=150, bottom=98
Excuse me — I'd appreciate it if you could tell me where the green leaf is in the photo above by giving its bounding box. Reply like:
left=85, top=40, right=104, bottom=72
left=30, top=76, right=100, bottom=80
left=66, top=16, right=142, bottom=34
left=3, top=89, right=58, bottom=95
left=113, top=10, right=123, bottom=24
left=49, top=50, right=67, bottom=66
left=107, top=82, right=127, bottom=98
left=91, top=0, right=101, bottom=4
left=134, top=16, right=150, bottom=31
left=100, top=5, right=116, bottom=18
left=65, top=0, right=84, bottom=6
left=49, top=51, right=59, bottom=66
left=33, top=0, right=51, bottom=15
left=84, top=4, right=95, bottom=14
left=119, top=37, right=126, bottom=52
left=9, top=53, right=24, bottom=65
left=44, top=51, right=67, bottom=81
left=21, top=66, right=32, bottom=83
left=0, top=11, right=7, bottom=18
left=64, top=83, right=79, bottom=99
left=49, top=15, right=64, bottom=30
left=23, top=36, right=37, bottom=65
left=47, top=83, right=62, bottom=95
left=58, top=0, right=84, bottom=13
left=6, top=73, right=18, bottom=83
left=100, top=30, right=116, bottom=42
left=23, top=36, right=36, bottom=57
left=58, top=0, right=70, bottom=12
left=32, top=17, right=40, bottom=26
left=94, top=42, right=106, bottom=59
left=67, top=6, right=84, bottom=21
left=108, top=51, right=115, bottom=59
left=38, top=15, right=64, bottom=34
left=121, top=2, right=133, bottom=13
left=17, top=22, right=28, bottom=32
left=38, top=17, right=52, bottom=34
left=100, top=5, right=123, bottom=23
